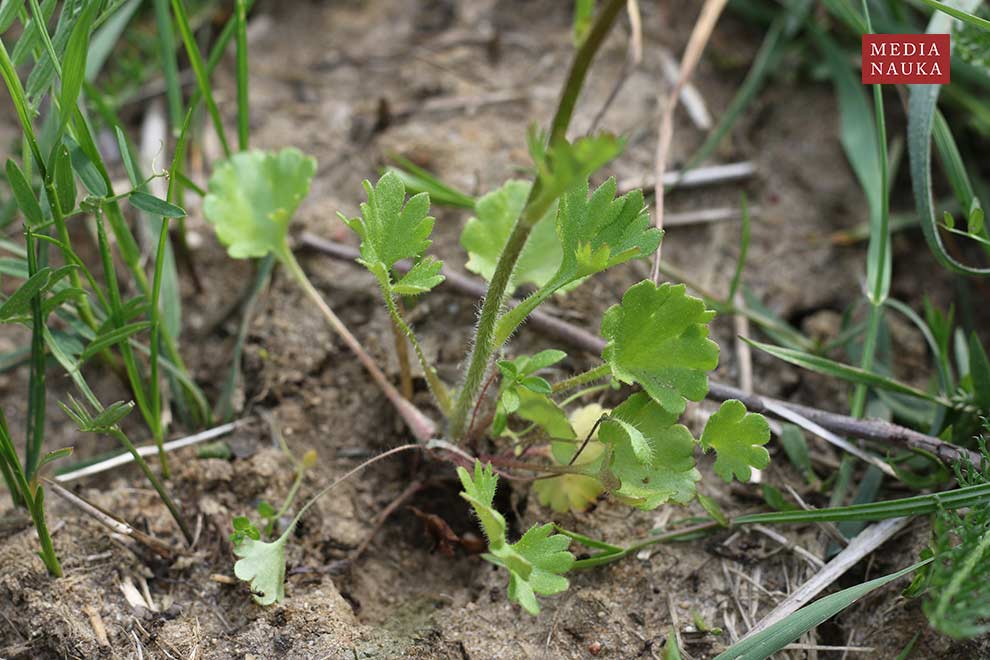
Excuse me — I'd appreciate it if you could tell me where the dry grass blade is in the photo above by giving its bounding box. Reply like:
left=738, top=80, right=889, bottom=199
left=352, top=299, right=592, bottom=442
left=651, top=0, right=729, bottom=281
left=55, top=421, right=240, bottom=483
left=744, top=516, right=910, bottom=636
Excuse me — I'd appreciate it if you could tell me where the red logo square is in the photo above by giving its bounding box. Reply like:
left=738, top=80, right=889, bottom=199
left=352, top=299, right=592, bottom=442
left=862, top=34, right=950, bottom=84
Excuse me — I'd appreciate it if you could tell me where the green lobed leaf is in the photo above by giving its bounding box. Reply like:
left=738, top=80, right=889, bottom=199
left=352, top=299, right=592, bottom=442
left=503, top=523, right=574, bottom=615
left=601, top=281, right=719, bottom=415
left=391, top=257, right=444, bottom=296
left=494, top=179, right=661, bottom=344
left=341, top=171, right=438, bottom=276
left=458, top=461, right=574, bottom=615
left=457, top=461, right=505, bottom=547
left=527, top=130, right=624, bottom=215
left=203, top=148, right=317, bottom=261
left=598, top=393, right=701, bottom=510
left=233, top=532, right=290, bottom=605
left=700, top=399, right=771, bottom=483
left=461, top=180, right=560, bottom=294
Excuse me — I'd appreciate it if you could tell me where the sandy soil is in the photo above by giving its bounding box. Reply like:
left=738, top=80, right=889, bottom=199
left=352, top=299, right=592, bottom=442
left=1, top=1, right=987, bottom=658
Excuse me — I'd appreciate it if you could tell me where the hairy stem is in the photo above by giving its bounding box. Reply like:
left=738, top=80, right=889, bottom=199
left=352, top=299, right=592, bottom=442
left=381, top=285, right=451, bottom=414
left=552, top=363, right=611, bottom=394
left=447, top=0, right=625, bottom=440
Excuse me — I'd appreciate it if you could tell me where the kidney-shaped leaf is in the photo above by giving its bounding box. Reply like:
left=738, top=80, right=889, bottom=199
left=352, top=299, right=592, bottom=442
left=203, top=148, right=317, bottom=261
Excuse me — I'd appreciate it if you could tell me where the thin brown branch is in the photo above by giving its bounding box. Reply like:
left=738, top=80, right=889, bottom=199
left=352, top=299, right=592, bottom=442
left=44, top=479, right=177, bottom=558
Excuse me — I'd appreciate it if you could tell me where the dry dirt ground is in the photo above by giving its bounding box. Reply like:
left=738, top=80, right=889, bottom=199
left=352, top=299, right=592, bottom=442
left=1, top=1, right=988, bottom=658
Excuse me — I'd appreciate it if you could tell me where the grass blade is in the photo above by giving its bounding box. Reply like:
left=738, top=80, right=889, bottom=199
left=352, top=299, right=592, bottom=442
left=727, top=193, right=750, bottom=300
left=715, top=560, right=929, bottom=659
left=23, top=231, right=46, bottom=480
left=743, top=337, right=947, bottom=406
left=921, top=0, right=990, bottom=30
left=735, top=481, right=990, bottom=524
left=908, top=1, right=990, bottom=276
left=170, top=0, right=231, bottom=157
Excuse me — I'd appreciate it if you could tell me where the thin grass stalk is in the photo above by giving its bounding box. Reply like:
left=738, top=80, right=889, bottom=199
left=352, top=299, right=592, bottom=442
left=107, top=427, right=192, bottom=544
left=93, top=212, right=161, bottom=466
left=234, top=0, right=249, bottom=152
left=148, top=215, right=170, bottom=472
left=24, top=229, right=47, bottom=480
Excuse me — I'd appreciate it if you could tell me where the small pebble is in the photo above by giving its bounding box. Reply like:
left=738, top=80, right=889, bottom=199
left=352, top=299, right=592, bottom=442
left=588, top=641, right=602, bottom=655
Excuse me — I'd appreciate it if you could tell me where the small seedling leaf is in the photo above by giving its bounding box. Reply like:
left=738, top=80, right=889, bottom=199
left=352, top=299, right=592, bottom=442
left=233, top=530, right=290, bottom=605
left=601, top=281, right=719, bottom=415
left=701, top=399, right=771, bottom=483
left=231, top=516, right=261, bottom=542
left=523, top=349, right=568, bottom=373
left=520, top=376, right=552, bottom=394
left=459, top=462, right=573, bottom=615
left=503, top=523, right=574, bottom=615
left=342, top=171, right=436, bottom=272
left=257, top=501, right=277, bottom=519
left=36, top=447, right=73, bottom=472
left=599, top=393, right=700, bottom=510
left=203, top=148, right=317, bottom=260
